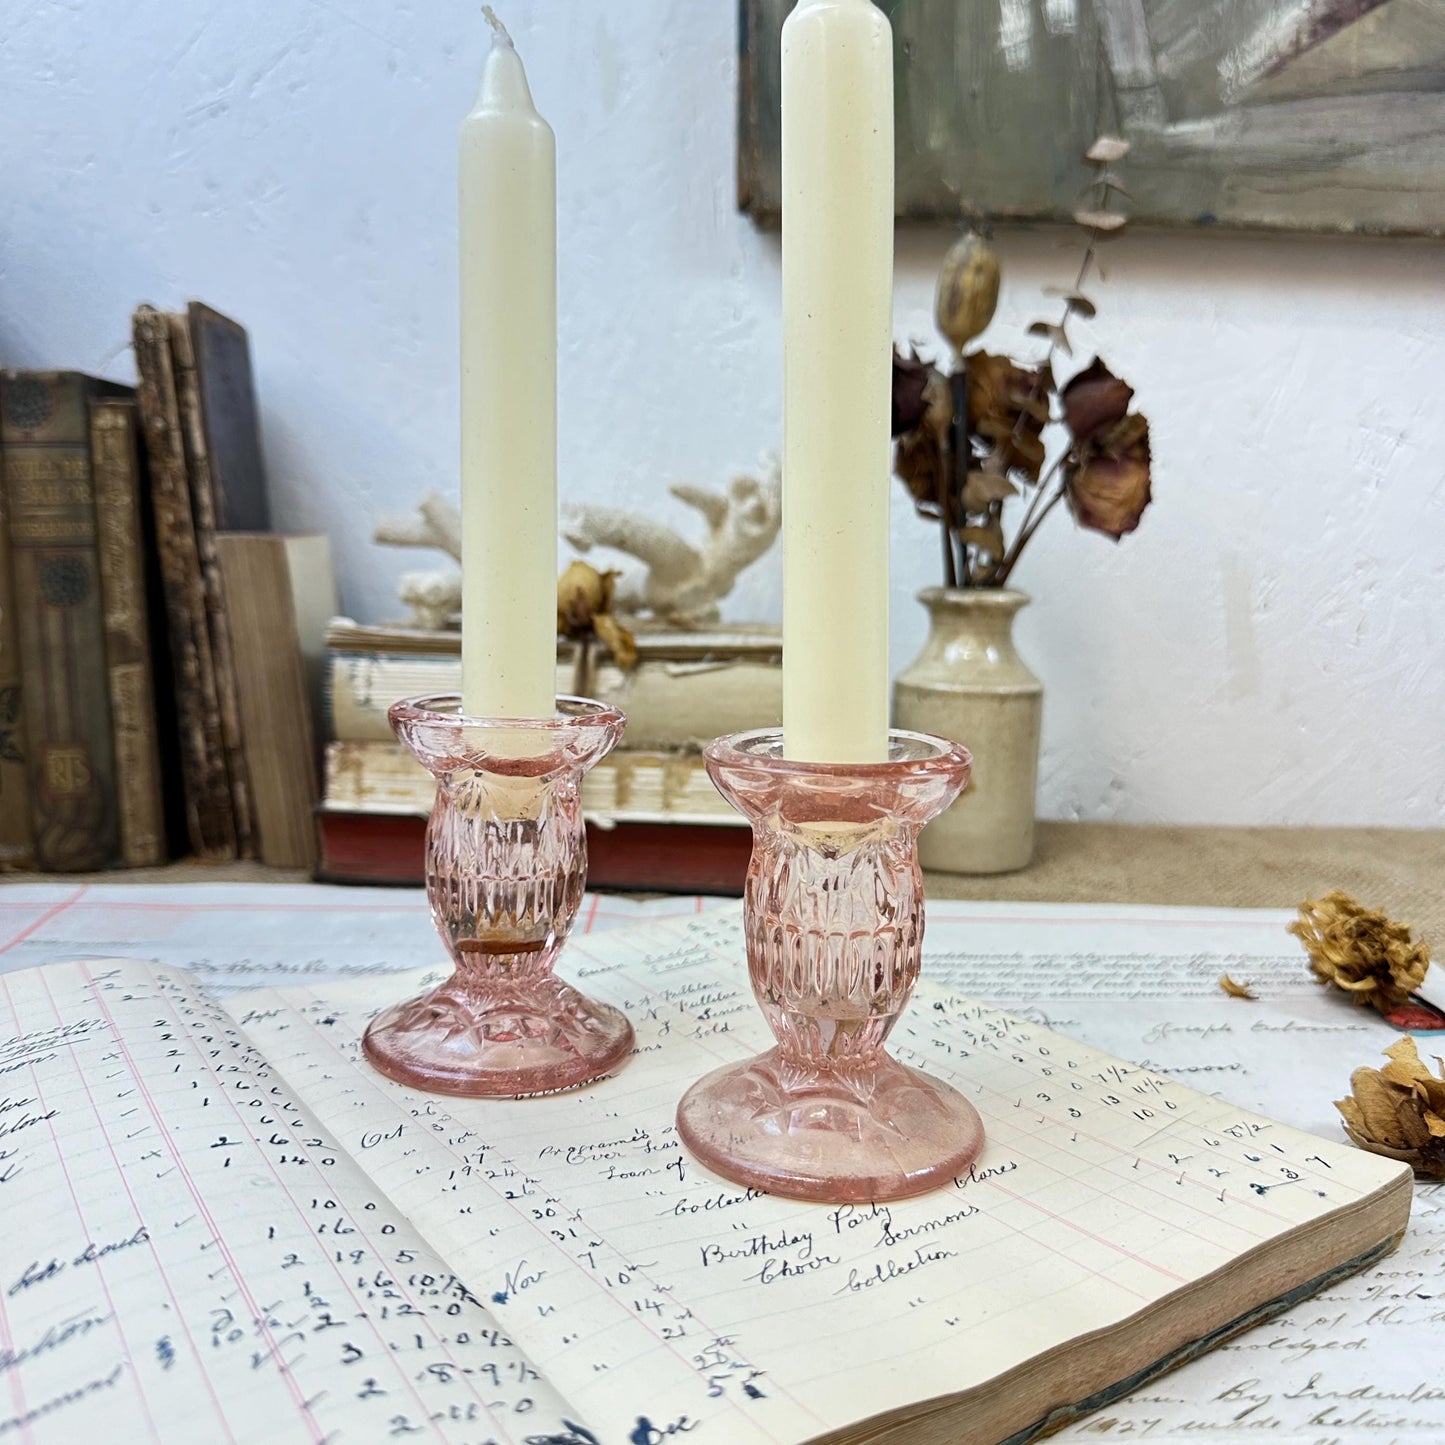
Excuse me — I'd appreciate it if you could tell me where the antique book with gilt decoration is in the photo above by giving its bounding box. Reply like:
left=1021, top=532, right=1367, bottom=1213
left=0, top=439, right=34, bottom=869
left=0, top=369, right=130, bottom=870
left=0, top=908, right=1411, bottom=1444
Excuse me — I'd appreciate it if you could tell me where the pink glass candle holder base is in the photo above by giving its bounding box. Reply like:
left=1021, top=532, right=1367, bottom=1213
left=676, top=728, right=983, bottom=1203
left=362, top=694, right=633, bottom=1097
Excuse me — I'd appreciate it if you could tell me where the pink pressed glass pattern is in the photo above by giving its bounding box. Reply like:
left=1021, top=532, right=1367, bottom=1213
left=675, top=729, right=984, bottom=1202
left=361, top=694, right=634, bottom=1096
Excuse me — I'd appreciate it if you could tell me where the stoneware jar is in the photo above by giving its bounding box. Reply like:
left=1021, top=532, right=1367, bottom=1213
left=893, top=588, right=1042, bottom=874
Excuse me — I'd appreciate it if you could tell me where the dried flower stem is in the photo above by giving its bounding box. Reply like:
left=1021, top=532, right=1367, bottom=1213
left=571, top=634, right=592, bottom=696
left=985, top=142, right=1125, bottom=586
left=949, top=370, right=970, bottom=586
left=989, top=228, right=1108, bottom=586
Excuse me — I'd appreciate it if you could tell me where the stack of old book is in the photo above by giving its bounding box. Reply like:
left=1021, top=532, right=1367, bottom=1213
left=0, top=304, right=334, bottom=874
left=318, top=621, right=782, bottom=890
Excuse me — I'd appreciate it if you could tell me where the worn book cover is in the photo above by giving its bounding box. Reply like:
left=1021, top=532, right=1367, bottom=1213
left=216, top=533, right=335, bottom=868
left=0, top=370, right=129, bottom=870
left=168, top=309, right=255, bottom=858
left=187, top=301, right=270, bottom=531
left=132, top=304, right=237, bottom=859
left=89, top=396, right=179, bottom=867
left=0, top=444, right=35, bottom=868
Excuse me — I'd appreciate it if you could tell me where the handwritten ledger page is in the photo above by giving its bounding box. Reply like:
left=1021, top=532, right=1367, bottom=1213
left=234, top=908, right=1407, bottom=1444
left=0, top=961, right=582, bottom=1442
left=1, top=889, right=1432, bottom=1443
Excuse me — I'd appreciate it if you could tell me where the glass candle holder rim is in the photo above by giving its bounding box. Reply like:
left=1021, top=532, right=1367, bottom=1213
left=704, top=726, right=971, bottom=780
left=387, top=692, right=626, bottom=733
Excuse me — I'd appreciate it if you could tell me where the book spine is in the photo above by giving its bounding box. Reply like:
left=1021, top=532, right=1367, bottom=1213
left=168, top=312, right=254, bottom=859
left=90, top=399, right=169, bottom=867
left=215, top=536, right=320, bottom=869
left=132, top=306, right=237, bottom=860
left=0, top=449, right=36, bottom=869
left=0, top=372, right=120, bottom=870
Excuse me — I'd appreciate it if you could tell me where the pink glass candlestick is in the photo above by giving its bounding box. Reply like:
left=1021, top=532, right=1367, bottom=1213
left=362, top=694, right=634, bottom=1097
left=676, top=728, right=983, bottom=1203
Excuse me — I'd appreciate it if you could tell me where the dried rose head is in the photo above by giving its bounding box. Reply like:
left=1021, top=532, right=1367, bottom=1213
left=1291, top=891, right=1431, bottom=1013
left=556, top=560, right=637, bottom=670
left=966, top=351, right=1049, bottom=483
left=893, top=367, right=954, bottom=515
left=1066, top=412, right=1151, bottom=539
left=1336, top=1038, right=1445, bottom=1178
left=892, top=346, right=933, bottom=436
left=1062, top=358, right=1134, bottom=443
left=557, top=559, right=613, bottom=637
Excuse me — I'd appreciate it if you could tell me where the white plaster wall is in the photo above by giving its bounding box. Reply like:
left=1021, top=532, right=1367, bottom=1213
left=3, top=0, right=1442, bottom=826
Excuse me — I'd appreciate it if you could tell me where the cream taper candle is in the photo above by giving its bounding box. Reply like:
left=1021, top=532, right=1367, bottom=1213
left=458, top=11, right=557, bottom=719
left=780, top=0, right=894, bottom=762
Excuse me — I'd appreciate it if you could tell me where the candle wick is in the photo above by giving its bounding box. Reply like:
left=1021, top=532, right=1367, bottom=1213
left=481, top=5, right=514, bottom=48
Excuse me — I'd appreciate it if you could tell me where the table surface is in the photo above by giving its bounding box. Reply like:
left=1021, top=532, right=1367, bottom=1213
left=8, top=820, right=1442, bottom=943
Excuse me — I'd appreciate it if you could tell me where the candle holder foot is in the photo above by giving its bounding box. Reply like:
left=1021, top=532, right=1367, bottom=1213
left=676, top=728, right=982, bottom=1202
left=362, top=694, right=633, bottom=1097
left=677, top=1048, right=984, bottom=1204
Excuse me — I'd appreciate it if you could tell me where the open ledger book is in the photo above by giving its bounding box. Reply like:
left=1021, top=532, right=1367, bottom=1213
left=1, top=908, right=1411, bottom=1445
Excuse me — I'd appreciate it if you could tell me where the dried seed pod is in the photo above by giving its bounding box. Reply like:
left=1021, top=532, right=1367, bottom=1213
left=935, top=229, right=1000, bottom=357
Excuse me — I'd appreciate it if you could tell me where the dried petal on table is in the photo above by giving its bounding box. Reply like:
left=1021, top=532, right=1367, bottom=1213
left=1336, top=1037, right=1445, bottom=1178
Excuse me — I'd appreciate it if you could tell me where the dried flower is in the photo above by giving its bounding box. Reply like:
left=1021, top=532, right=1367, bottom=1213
left=1291, top=891, right=1431, bottom=1013
left=1336, top=1038, right=1445, bottom=1177
left=1062, top=358, right=1134, bottom=443
left=556, top=560, right=637, bottom=672
left=966, top=352, right=1048, bottom=483
left=891, top=347, right=933, bottom=437
left=935, top=229, right=1000, bottom=356
left=888, top=133, right=1152, bottom=588
left=893, top=367, right=953, bottom=515
left=1067, top=412, right=1152, bottom=539
left=1219, top=974, right=1256, bottom=1000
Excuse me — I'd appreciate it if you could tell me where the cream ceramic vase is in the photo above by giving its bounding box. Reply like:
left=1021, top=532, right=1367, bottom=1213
left=893, top=588, right=1042, bottom=874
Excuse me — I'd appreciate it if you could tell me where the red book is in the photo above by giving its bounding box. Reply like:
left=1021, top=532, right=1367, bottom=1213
left=316, top=810, right=749, bottom=895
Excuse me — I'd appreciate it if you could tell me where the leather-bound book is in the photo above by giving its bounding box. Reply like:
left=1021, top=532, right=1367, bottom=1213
left=186, top=302, right=270, bottom=531
left=168, top=309, right=255, bottom=857
left=132, top=304, right=237, bottom=859
left=0, top=370, right=129, bottom=870
left=89, top=396, right=178, bottom=867
left=0, top=445, right=35, bottom=869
